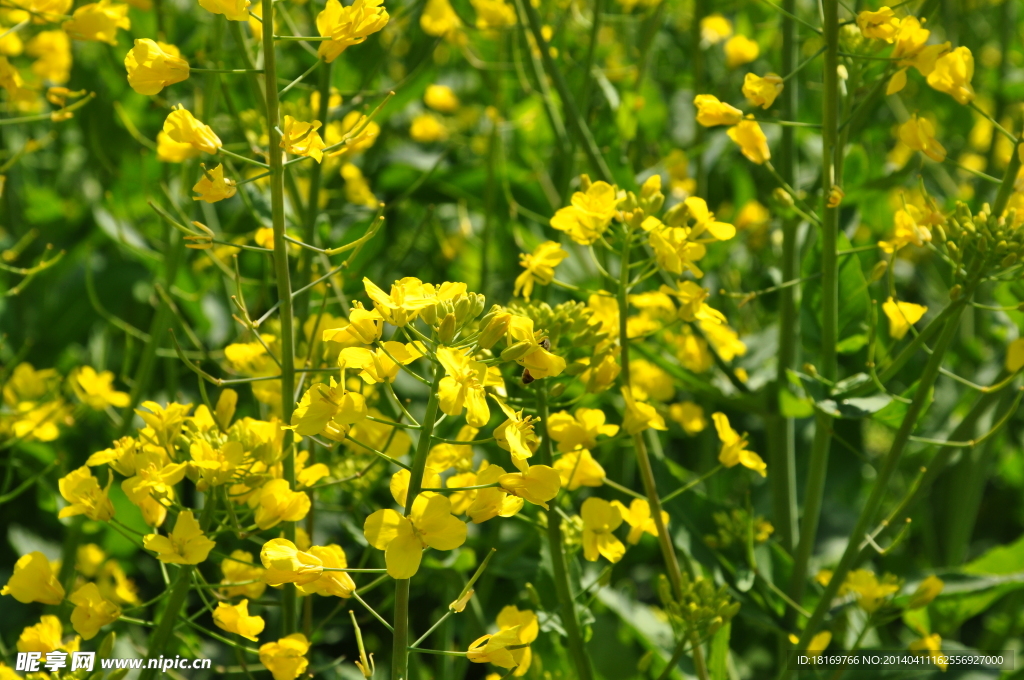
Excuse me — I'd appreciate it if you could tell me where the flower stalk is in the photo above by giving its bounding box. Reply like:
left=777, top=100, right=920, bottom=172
left=789, top=0, right=840, bottom=614
left=261, top=0, right=299, bottom=635
left=536, top=385, right=595, bottom=680
left=392, top=359, right=444, bottom=680
left=617, top=229, right=708, bottom=680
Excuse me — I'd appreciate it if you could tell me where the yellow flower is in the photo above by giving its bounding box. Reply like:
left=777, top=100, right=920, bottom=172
left=125, top=39, right=189, bottom=95
left=437, top=346, right=492, bottom=427
left=742, top=73, right=783, bottom=109
left=58, top=466, right=115, bottom=521
left=316, top=0, right=390, bottom=63
left=907, top=575, right=944, bottom=609
left=198, top=0, right=249, bottom=20
left=612, top=498, right=668, bottom=544
left=669, top=401, right=707, bottom=435
left=326, top=110, right=380, bottom=157
left=701, top=318, right=746, bottom=360
left=927, top=46, right=974, bottom=105
left=363, top=276, right=463, bottom=326
left=842, top=569, right=899, bottom=613
left=694, top=94, right=743, bottom=127
left=420, top=0, right=462, bottom=40
left=506, top=314, right=566, bottom=379
left=0, top=55, right=21, bottom=93
left=16, top=615, right=72, bottom=655
left=493, top=400, right=539, bottom=464
left=323, top=302, right=384, bottom=345
left=342, top=162, right=378, bottom=207
left=157, top=130, right=200, bottom=162
left=879, top=205, right=932, bottom=253
left=18, top=0, right=73, bottom=23
left=727, top=118, right=770, bottom=164
left=71, top=366, right=129, bottom=409
left=190, top=440, right=245, bottom=490
left=363, top=494, right=467, bottom=579
left=700, top=13, right=732, bottom=44
left=498, top=463, right=561, bottom=508
left=883, top=297, right=927, bottom=340
left=581, top=497, right=626, bottom=563
left=461, top=462, right=524, bottom=522
left=899, top=114, right=945, bottom=162
left=467, top=628, right=526, bottom=670
left=142, top=510, right=216, bottom=564
left=68, top=582, right=119, bottom=640
left=622, top=386, right=667, bottom=435
left=856, top=7, right=899, bottom=41
left=76, top=544, right=106, bottom=578
left=789, top=631, right=832, bottom=655
left=909, top=633, right=947, bottom=670
left=259, top=633, right=310, bottom=680
left=214, top=599, right=265, bottom=641
left=724, top=34, right=758, bottom=68
left=164, top=104, right=222, bottom=154
left=471, top=0, right=515, bottom=29
left=514, top=241, right=568, bottom=300
left=581, top=353, right=621, bottom=392
left=260, top=539, right=324, bottom=586
left=281, top=116, right=326, bottom=163
left=410, top=113, right=449, bottom=143
left=713, top=412, right=766, bottom=476
left=1006, top=338, right=1024, bottom=373
left=193, top=164, right=237, bottom=203
left=221, top=551, right=268, bottom=599
left=290, top=378, right=368, bottom=441
left=297, top=545, right=356, bottom=597
left=340, top=342, right=423, bottom=384
left=554, top=449, right=606, bottom=490
left=495, top=606, right=538, bottom=675
left=1, top=551, right=65, bottom=605
left=547, top=408, right=619, bottom=452
left=25, top=31, right=71, bottom=84
left=62, top=0, right=130, bottom=45
left=252, top=479, right=311, bottom=530
left=425, top=84, right=459, bottom=112
left=550, top=180, right=620, bottom=245
left=97, top=561, right=139, bottom=605
left=631, top=359, right=674, bottom=402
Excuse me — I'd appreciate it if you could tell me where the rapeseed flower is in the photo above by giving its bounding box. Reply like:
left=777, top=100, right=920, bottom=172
left=68, top=583, right=120, bottom=640
left=363, top=494, right=467, bottom=579
left=727, top=118, right=770, bottom=164
left=581, top=497, right=625, bottom=563
left=193, top=164, right=237, bottom=203
left=713, top=412, right=766, bottom=476
left=198, top=0, right=249, bottom=20
left=62, top=0, right=130, bottom=45
left=694, top=94, right=742, bottom=127
left=724, top=35, right=758, bottom=68
left=58, top=466, right=115, bottom=521
left=1, top=551, right=65, bottom=604
left=281, top=116, right=326, bottom=162
left=883, top=297, right=927, bottom=340
left=260, top=539, right=324, bottom=586
left=546, top=407, right=619, bottom=452
left=899, top=114, right=946, bottom=162
left=612, top=498, right=668, bottom=544
left=553, top=449, right=606, bottom=490
left=514, top=241, right=568, bottom=300
left=125, top=39, right=189, bottom=95
left=213, top=600, right=265, bottom=641
left=259, top=633, right=310, bottom=680
left=742, top=73, right=783, bottom=109
left=164, top=105, right=221, bottom=154
left=142, top=510, right=216, bottom=564
left=316, top=0, right=389, bottom=63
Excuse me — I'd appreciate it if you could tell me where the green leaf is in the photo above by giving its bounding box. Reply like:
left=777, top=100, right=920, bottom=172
left=836, top=333, right=868, bottom=354
left=780, top=387, right=814, bottom=418
left=964, top=532, right=1024, bottom=575
left=874, top=382, right=933, bottom=429
left=817, top=394, right=893, bottom=418
left=709, top=621, right=731, bottom=680
left=801, top=232, right=870, bottom=357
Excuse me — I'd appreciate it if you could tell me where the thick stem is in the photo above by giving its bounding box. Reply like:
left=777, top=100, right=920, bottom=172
left=770, top=0, right=800, bottom=558
left=789, top=299, right=968, bottom=668
left=789, top=0, right=839, bottom=617
left=690, top=0, right=707, bottom=195
left=391, top=360, right=443, bottom=680
left=617, top=232, right=707, bottom=680
left=262, top=0, right=298, bottom=635
left=993, top=126, right=1022, bottom=217
left=536, top=386, right=595, bottom=680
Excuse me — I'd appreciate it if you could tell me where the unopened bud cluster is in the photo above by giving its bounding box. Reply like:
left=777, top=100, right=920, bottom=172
left=940, top=202, right=1024, bottom=287
left=658, top=572, right=740, bottom=639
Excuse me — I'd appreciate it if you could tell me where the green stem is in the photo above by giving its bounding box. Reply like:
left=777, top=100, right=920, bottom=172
left=392, top=360, right=443, bottom=680
left=789, top=0, right=840, bottom=620
left=790, top=297, right=969, bottom=668
left=617, top=231, right=707, bottom=680
left=993, top=126, right=1022, bottom=216
left=536, top=386, right=595, bottom=680
left=261, top=0, right=298, bottom=635
left=770, top=0, right=799, bottom=559
left=297, top=59, right=332, bottom=322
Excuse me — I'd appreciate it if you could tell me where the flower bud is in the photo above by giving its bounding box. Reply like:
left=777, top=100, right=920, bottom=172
left=500, top=341, right=533, bottom=362
left=454, top=295, right=472, bottom=322
left=949, top=284, right=962, bottom=300
left=437, top=313, right=457, bottom=345
left=870, top=260, right=888, bottom=282
left=933, top=224, right=946, bottom=244
left=1002, top=253, right=1017, bottom=268
left=579, top=173, right=592, bottom=192
left=420, top=303, right=437, bottom=325
left=477, top=312, right=511, bottom=349
left=772, top=187, right=795, bottom=207
left=564, top=360, right=589, bottom=376
left=549, top=382, right=566, bottom=398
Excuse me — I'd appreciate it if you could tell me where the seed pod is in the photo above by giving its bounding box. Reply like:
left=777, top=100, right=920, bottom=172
left=870, top=260, right=888, bottom=282
left=437, top=313, right=457, bottom=344
left=549, top=382, right=566, bottom=398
